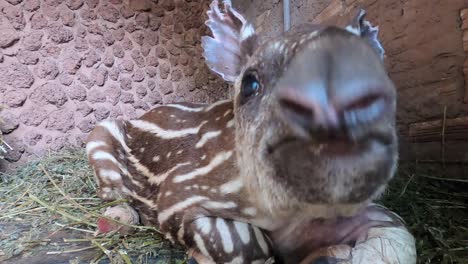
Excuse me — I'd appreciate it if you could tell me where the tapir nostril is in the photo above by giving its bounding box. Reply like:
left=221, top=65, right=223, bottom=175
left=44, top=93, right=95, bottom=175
left=277, top=91, right=340, bottom=134
left=341, top=93, right=388, bottom=128
left=279, top=98, right=315, bottom=120
left=343, top=93, right=384, bottom=112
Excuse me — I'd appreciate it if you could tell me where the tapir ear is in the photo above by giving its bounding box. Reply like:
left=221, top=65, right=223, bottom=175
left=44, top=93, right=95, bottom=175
left=345, top=9, right=385, bottom=60
left=201, top=0, right=258, bottom=83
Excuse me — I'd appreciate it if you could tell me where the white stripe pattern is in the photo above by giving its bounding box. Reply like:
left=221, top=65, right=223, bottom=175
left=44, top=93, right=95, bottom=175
left=195, top=217, right=212, bottom=235
left=86, top=141, right=107, bottom=155
left=233, top=221, right=251, bottom=244
left=203, top=201, right=237, bottom=210
left=99, top=169, right=122, bottom=181
left=253, top=227, right=269, bottom=255
left=92, top=151, right=119, bottom=164
left=158, top=196, right=209, bottom=223
left=165, top=104, right=205, bottom=112
left=98, top=121, right=130, bottom=152
left=148, top=162, right=191, bottom=185
left=129, top=190, right=158, bottom=209
left=194, top=232, right=211, bottom=259
left=130, top=120, right=208, bottom=139
left=204, top=99, right=231, bottom=112
left=216, top=218, right=234, bottom=253
left=195, top=131, right=222, bottom=148
left=173, top=151, right=233, bottom=183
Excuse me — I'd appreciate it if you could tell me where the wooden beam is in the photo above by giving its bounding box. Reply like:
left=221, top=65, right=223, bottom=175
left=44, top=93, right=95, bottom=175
left=312, top=0, right=343, bottom=24
left=465, top=82, right=468, bottom=103
left=408, top=116, right=468, bottom=142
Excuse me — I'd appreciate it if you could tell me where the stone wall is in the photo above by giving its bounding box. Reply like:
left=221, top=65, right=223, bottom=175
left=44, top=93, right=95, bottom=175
left=0, top=0, right=228, bottom=167
left=235, top=0, right=468, bottom=162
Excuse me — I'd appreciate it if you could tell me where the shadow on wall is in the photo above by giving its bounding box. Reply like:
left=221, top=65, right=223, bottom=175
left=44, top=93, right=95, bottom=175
left=0, top=0, right=229, bottom=168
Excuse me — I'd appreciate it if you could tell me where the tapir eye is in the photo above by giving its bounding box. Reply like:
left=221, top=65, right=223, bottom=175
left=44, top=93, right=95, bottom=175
left=241, top=73, right=261, bottom=100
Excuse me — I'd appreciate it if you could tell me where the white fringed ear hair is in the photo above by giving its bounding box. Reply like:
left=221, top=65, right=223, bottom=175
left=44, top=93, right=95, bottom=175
left=346, top=9, right=385, bottom=60
left=201, top=0, right=258, bottom=82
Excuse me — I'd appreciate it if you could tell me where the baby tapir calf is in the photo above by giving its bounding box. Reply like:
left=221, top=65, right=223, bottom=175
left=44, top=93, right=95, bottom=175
left=86, top=1, right=416, bottom=263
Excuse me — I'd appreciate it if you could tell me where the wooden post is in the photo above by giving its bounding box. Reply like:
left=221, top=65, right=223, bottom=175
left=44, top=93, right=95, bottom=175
left=460, top=9, right=468, bottom=103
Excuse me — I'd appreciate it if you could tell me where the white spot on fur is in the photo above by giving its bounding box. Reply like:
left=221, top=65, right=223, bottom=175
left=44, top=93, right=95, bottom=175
left=201, top=155, right=207, bottom=160
left=158, top=196, right=208, bottom=223
left=223, top=109, right=232, bottom=117
left=99, top=169, right=121, bottom=181
left=242, top=207, right=257, bottom=216
left=177, top=150, right=183, bottom=155
left=201, top=185, right=209, bottom=190
left=152, top=156, right=160, bottom=162
left=185, top=186, right=192, bottom=190
left=139, top=147, right=145, bottom=153
left=170, top=114, right=175, bottom=118
left=226, top=119, right=235, bottom=128
left=195, top=217, right=212, bottom=235
left=173, top=151, right=233, bottom=183
left=273, top=41, right=281, bottom=50
left=196, top=131, right=222, bottom=148
left=130, top=120, right=208, bottom=139
left=216, top=218, right=233, bottom=253
left=216, top=117, right=221, bottom=121
left=210, top=188, right=217, bottom=193
left=167, top=152, right=172, bottom=158
left=253, top=227, right=269, bottom=255
left=233, top=221, right=251, bottom=245
left=220, top=177, right=243, bottom=194
left=165, top=191, right=173, bottom=197
left=86, top=141, right=107, bottom=155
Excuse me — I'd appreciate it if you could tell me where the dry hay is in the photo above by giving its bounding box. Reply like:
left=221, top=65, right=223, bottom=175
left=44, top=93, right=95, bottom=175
left=0, top=150, right=185, bottom=264
left=0, top=149, right=467, bottom=263
left=380, top=162, right=468, bottom=264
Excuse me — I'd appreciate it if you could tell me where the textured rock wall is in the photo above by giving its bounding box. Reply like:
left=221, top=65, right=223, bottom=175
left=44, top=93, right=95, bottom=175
left=0, top=0, right=228, bottom=166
